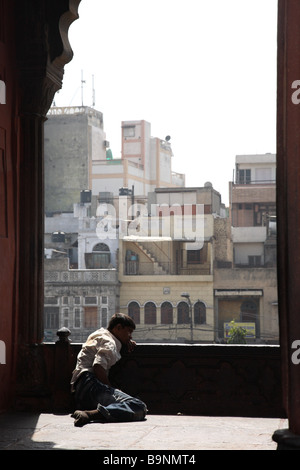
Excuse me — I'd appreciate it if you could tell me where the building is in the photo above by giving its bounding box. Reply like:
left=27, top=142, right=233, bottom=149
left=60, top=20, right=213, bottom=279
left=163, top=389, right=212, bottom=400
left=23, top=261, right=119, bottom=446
left=230, top=153, right=276, bottom=269
left=44, top=113, right=185, bottom=216
left=44, top=195, right=120, bottom=341
left=44, top=255, right=119, bottom=345
left=44, top=106, right=107, bottom=213
left=44, top=258, right=119, bottom=342
left=213, top=154, right=278, bottom=343
left=118, top=185, right=225, bottom=343
left=230, top=153, right=276, bottom=229
left=44, top=144, right=279, bottom=344
left=91, top=119, right=185, bottom=196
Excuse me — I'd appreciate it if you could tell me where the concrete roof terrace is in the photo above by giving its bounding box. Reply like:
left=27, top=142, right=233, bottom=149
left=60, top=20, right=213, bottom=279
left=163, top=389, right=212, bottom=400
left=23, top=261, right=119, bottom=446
left=0, top=412, right=286, bottom=451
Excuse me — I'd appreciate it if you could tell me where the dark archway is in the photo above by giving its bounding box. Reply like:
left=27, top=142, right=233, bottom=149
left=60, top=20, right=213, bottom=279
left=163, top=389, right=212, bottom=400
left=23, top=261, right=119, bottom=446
left=161, top=301, right=173, bottom=324
left=128, top=301, right=140, bottom=324
left=177, top=301, right=189, bottom=324
left=144, top=302, right=157, bottom=324
left=194, top=301, right=206, bottom=325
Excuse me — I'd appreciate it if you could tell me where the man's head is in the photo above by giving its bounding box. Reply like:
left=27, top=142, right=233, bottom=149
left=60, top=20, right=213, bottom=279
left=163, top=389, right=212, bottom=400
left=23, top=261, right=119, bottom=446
left=108, top=313, right=136, bottom=345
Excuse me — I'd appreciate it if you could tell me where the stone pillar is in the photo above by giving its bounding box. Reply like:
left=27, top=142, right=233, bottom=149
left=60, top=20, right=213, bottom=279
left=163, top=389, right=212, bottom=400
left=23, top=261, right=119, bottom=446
left=273, top=0, right=300, bottom=449
left=14, top=0, right=81, bottom=344
left=17, top=113, right=46, bottom=344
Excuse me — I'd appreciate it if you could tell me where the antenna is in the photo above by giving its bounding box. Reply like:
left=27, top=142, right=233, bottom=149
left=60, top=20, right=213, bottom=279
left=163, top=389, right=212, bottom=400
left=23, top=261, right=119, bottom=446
left=92, top=75, right=95, bottom=107
left=81, top=70, right=86, bottom=107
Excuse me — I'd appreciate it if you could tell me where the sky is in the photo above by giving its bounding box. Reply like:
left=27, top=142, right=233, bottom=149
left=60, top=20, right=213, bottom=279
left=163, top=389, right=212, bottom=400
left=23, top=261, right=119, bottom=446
left=53, top=0, right=278, bottom=206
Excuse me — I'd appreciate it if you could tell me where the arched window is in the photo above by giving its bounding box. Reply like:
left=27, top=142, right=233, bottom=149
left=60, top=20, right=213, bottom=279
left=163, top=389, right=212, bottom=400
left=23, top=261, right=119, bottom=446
left=194, top=301, right=206, bottom=324
left=161, top=302, right=173, bottom=324
left=93, top=242, right=110, bottom=252
left=128, top=301, right=140, bottom=324
left=145, top=302, right=157, bottom=324
left=177, top=301, right=189, bottom=324
left=85, top=242, right=111, bottom=269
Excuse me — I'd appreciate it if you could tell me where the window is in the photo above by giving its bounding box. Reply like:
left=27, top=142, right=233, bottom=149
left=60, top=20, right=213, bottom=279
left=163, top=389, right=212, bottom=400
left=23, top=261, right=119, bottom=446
left=128, top=301, right=140, bottom=324
left=85, top=243, right=111, bottom=269
left=101, top=307, right=108, bottom=328
left=187, top=250, right=201, bottom=264
left=123, top=126, right=135, bottom=137
left=177, top=302, right=189, bottom=324
left=161, top=302, right=173, bottom=324
left=84, top=306, right=98, bottom=329
left=248, top=255, right=261, bottom=267
left=125, top=250, right=139, bottom=274
left=44, top=307, right=59, bottom=329
left=84, top=296, right=98, bottom=305
left=63, top=308, right=69, bottom=327
left=74, top=308, right=81, bottom=328
left=238, top=169, right=251, bottom=184
left=145, top=302, right=157, bottom=324
left=194, top=301, right=206, bottom=324
left=45, top=296, right=58, bottom=305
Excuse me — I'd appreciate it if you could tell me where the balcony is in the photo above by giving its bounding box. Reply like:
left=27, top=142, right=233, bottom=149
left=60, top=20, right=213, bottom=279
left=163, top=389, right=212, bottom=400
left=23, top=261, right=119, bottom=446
left=123, top=261, right=211, bottom=276
left=230, top=181, right=276, bottom=205
left=14, top=329, right=284, bottom=419
left=121, top=239, right=212, bottom=277
left=0, top=326, right=285, bottom=450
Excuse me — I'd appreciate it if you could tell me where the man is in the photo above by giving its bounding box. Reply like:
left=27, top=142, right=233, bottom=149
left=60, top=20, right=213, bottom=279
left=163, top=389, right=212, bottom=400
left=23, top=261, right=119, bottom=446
left=70, top=313, right=147, bottom=426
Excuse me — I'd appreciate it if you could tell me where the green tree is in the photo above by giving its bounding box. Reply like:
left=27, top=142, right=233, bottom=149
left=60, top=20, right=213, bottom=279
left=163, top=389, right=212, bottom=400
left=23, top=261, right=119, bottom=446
left=227, top=320, right=247, bottom=344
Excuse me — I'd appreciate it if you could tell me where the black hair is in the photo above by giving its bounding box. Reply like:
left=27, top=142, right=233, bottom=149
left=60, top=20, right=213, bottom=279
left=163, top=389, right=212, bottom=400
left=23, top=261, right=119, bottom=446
left=108, top=313, right=136, bottom=331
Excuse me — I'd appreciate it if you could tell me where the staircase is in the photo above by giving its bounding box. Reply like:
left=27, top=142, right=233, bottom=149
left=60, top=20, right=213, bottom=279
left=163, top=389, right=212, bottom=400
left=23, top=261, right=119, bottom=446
left=135, top=242, right=168, bottom=275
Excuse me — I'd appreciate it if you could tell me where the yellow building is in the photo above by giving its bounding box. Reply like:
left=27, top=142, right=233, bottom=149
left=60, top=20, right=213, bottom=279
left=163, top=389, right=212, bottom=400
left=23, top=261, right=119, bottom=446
left=118, top=210, right=216, bottom=343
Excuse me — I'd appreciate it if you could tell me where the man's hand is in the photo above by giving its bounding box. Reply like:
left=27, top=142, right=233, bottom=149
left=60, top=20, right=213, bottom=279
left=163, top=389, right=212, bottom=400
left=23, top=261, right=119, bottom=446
left=127, top=339, right=136, bottom=353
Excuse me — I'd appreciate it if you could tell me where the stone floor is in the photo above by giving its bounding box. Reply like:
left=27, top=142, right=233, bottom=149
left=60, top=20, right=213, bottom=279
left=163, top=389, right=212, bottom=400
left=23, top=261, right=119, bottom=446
left=0, top=412, right=287, bottom=451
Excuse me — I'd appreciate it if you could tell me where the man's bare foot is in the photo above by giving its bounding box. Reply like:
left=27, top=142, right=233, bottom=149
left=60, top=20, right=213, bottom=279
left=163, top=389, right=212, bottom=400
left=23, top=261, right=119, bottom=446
left=71, top=409, right=105, bottom=426
left=71, top=410, right=91, bottom=427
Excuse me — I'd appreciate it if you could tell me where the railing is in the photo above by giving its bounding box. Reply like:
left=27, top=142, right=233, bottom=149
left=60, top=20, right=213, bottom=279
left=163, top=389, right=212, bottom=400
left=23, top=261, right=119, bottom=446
left=124, top=261, right=211, bottom=276
left=44, top=269, right=118, bottom=283
left=47, top=106, right=103, bottom=120
left=234, top=179, right=276, bottom=185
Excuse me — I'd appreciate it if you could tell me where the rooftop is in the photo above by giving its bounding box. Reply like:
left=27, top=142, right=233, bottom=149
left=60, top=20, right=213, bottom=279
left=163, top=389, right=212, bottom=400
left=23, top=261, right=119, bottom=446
left=0, top=412, right=286, bottom=451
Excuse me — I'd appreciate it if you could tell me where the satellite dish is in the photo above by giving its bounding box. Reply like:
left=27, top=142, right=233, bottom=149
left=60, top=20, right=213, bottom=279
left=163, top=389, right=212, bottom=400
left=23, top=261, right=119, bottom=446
left=165, top=135, right=171, bottom=141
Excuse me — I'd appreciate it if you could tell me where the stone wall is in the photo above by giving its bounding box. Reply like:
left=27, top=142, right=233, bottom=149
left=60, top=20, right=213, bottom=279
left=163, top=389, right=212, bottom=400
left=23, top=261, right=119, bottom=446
left=14, top=336, right=285, bottom=419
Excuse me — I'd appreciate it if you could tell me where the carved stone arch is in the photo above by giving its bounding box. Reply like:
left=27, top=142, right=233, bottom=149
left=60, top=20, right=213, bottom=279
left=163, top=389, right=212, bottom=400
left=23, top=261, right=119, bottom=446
left=16, top=0, right=82, bottom=116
